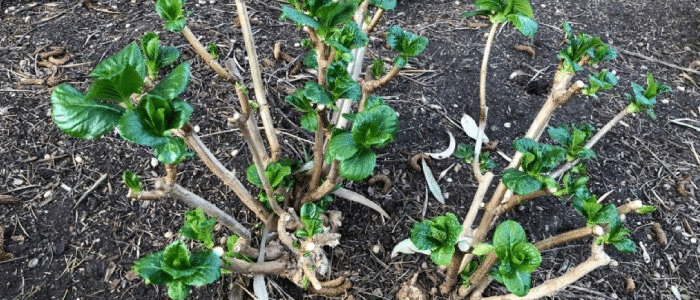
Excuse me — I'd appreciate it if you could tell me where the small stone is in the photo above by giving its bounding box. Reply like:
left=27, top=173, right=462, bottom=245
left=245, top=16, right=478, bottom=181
left=164, top=231, right=174, bottom=239
left=12, top=178, right=23, bottom=186
left=150, top=157, right=158, bottom=168
left=52, top=243, right=65, bottom=255
left=372, top=244, right=381, bottom=254
left=43, top=190, right=52, bottom=198
left=421, top=262, right=428, bottom=269
left=75, top=155, right=83, bottom=164
left=504, top=122, right=512, bottom=128
left=11, top=235, right=25, bottom=243
left=231, top=149, right=239, bottom=157
left=193, top=125, right=200, bottom=133
left=691, top=237, right=697, bottom=244
left=28, top=258, right=39, bottom=268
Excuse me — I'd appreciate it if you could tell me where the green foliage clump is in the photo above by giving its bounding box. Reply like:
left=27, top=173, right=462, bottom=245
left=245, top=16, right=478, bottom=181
left=491, top=220, right=541, bottom=297
left=626, top=71, right=672, bottom=119
left=463, top=0, right=537, bottom=37
left=410, top=213, right=462, bottom=266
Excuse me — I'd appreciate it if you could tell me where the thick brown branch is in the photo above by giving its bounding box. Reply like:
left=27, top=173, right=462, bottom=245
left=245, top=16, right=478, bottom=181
left=223, top=257, right=288, bottom=275
left=164, top=163, right=177, bottom=185
left=500, top=189, right=551, bottom=212
left=365, top=8, right=384, bottom=34
left=179, top=125, right=270, bottom=222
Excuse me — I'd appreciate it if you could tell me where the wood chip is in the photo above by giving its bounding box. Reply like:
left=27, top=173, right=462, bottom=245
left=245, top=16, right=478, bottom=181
left=652, top=222, right=667, bottom=245
left=513, top=44, right=536, bottom=58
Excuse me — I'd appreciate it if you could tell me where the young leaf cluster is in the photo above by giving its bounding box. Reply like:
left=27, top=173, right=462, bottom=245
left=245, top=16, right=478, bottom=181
left=491, top=220, right=541, bottom=297
left=558, top=22, right=617, bottom=73
left=123, top=169, right=142, bottom=195
left=463, top=0, right=537, bottom=37
left=142, top=32, right=181, bottom=80
left=246, top=161, right=294, bottom=208
left=626, top=72, right=672, bottom=119
left=51, top=38, right=193, bottom=164
left=547, top=123, right=596, bottom=161
left=501, top=138, right=565, bottom=196
left=281, top=0, right=371, bottom=59
left=179, top=208, right=217, bottom=249
left=410, top=213, right=462, bottom=266
left=133, top=240, right=221, bottom=299
left=326, top=97, right=398, bottom=181
left=155, top=0, right=188, bottom=32
left=296, top=202, right=325, bottom=239
left=454, top=142, right=497, bottom=172
left=386, top=25, right=429, bottom=67
left=582, top=69, right=618, bottom=99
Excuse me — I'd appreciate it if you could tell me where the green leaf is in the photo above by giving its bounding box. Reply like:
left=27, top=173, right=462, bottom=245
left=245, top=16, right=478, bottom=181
left=162, top=241, right=195, bottom=278
left=167, top=280, right=190, bottom=299
left=511, top=243, right=541, bottom=273
left=501, top=269, right=531, bottom=297
left=141, top=32, right=160, bottom=62
left=327, top=132, right=360, bottom=161
left=156, top=0, right=187, bottom=32
left=636, top=205, right=657, bottom=215
left=326, top=61, right=362, bottom=100
left=122, top=170, right=142, bottom=194
left=315, top=1, right=357, bottom=37
left=327, top=22, right=368, bottom=56
left=502, top=168, right=542, bottom=196
left=303, top=51, right=318, bottom=69
left=454, top=143, right=475, bottom=163
left=474, top=0, right=506, bottom=14
left=51, top=84, right=124, bottom=139
left=510, top=0, right=535, bottom=19
left=179, top=208, right=217, bottom=249
left=430, top=245, right=455, bottom=266
left=86, top=64, right=144, bottom=103
left=133, top=250, right=173, bottom=285
left=285, top=88, right=313, bottom=112
left=557, top=22, right=614, bottom=73
left=169, top=99, right=193, bottom=130
left=613, top=237, right=636, bottom=254
left=303, top=81, right=333, bottom=105
left=157, top=46, right=181, bottom=69
left=506, top=13, right=537, bottom=37
left=351, top=104, right=399, bottom=148
left=370, top=0, right=396, bottom=10
left=265, top=162, right=292, bottom=189
left=280, top=5, right=321, bottom=29
left=91, top=43, right=146, bottom=80
left=208, top=43, right=219, bottom=60
left=393, top=55, right=408, bottom=68
left=301, top=111, right=319, bottom=132
left=298, top=203, right=324, bottom=239
left=583, top=69, right=618, bottom=98
left=410, top=212, right=462, bottom=255
left=245, top=163, right=263, bottom=188
left=339, top=148, right=376, bottom=181
left=386, top=25, right=428, bottom=58
left=492, top=220, right=527, bottom=259
left=182, top=251, right=221, bottom=286
left=149, top=62, right=190, bottom=100
left=590, top=203, right=618, bottom=225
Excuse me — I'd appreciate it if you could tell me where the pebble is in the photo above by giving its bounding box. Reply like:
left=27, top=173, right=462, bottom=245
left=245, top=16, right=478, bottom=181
left=12, top=178, right=23, bottom=186
left=193, top=125, right=200, bottom=133
left=150, top=157, right=159, bottom=168
left=28, top=258, right=39, bottom=268
left=504, top=122, right=512, bottom=128
left=75, top=155, right=83, bottom=164
left=52, top=243, right=65, bottom=255
left=372, top=244, right=381, bottom=254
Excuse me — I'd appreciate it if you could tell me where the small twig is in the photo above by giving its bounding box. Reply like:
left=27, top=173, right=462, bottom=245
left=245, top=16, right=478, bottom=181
left=181, top=26, right=234, bottom=82
left=0, top=195, right=20, bottom=205
left=618, top=48, right=700, bottom=75
left=73, top=173, right=108, bottom=209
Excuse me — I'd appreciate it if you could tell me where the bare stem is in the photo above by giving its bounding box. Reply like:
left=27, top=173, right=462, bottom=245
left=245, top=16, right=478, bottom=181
left=235, top=0, right=280, bottom=161
left=166, top=183, right=251, bottom=240
left=164, top=163, right=178, bottom=185
left=233, top=114, right=284, bottom=217
left=181, top=26, right=234, bottom=82
left=365, top=8, right=385, bottom=34
left=179, top=124, right=270, bottom=222
left=500, top=189, right=551, bottom=212
left=617, top=200, right=643, bottom=215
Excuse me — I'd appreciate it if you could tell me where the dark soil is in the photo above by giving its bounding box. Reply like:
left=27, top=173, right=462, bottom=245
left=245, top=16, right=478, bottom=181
left=1, top=0, right=699, bottom=299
